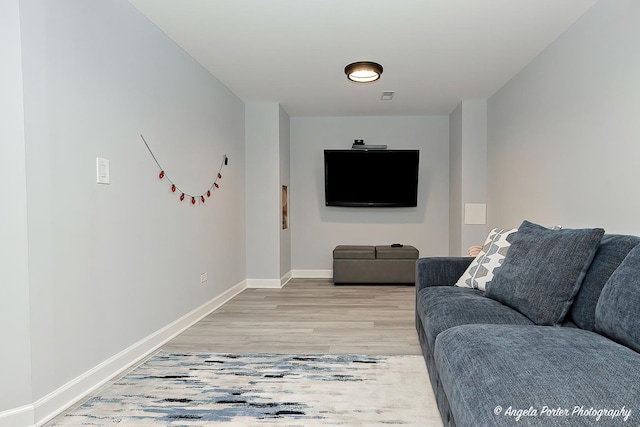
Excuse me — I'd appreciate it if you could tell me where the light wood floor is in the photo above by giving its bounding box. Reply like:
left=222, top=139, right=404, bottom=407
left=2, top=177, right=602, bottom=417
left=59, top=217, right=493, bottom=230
left=44, top=279, right=430, bottom=426
left=163, top=278, right=422, bottom=355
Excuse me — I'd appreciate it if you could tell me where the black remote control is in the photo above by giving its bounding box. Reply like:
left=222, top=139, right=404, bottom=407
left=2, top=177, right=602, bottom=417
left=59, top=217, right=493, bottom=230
left=391, top=243, right=403, bottom=248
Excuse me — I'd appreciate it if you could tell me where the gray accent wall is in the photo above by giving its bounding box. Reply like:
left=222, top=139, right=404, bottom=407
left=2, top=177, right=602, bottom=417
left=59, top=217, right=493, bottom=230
left=487, top=0, right=640, bottom=233
left=290, top=116, right=450, bottom=271
left=15, top=0, right=246, bottom=418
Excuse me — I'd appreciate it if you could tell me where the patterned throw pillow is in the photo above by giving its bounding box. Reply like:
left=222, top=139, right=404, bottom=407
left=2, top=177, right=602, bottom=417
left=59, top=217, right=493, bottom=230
left=455, top=228, right=518, bottom=291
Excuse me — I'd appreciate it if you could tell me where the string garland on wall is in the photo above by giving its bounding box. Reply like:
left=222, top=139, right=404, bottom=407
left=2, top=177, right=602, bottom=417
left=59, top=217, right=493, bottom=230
left=140, top=134, right=228, bottom=205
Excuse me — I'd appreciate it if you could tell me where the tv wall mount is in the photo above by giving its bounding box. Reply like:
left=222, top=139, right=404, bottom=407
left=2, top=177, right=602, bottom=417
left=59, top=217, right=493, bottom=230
left=351, top=139, right=387, bottom=150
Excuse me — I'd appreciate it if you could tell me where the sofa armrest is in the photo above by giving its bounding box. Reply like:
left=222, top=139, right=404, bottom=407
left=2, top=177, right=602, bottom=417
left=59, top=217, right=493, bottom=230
left=415, top=257, right=474, bottom=294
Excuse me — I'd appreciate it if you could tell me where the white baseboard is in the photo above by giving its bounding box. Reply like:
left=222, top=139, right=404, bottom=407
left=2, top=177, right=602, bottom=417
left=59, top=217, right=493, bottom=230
left=246, top=278, right=282, bottom=288
left=281, top=270, right=292, bottom=287
left=1, top=272, right=333, bottom=427
left=246, top=271, right=331, bottom=288
left=0, top=404, right=35, bottom=427
left=30, top=280, right=247, bottom=426
left=291, top=269, right=333, bottom=279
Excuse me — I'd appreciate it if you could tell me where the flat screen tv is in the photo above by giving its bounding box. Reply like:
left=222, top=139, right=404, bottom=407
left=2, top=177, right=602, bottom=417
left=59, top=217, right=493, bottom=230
left=324, top=149, right=419, bottom=207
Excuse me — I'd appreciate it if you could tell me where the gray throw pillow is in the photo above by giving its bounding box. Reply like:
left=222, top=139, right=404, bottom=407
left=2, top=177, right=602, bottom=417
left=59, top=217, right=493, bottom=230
left=485, top=220, right=604, bottom=325
left=595, top=244, right=640, bottom=353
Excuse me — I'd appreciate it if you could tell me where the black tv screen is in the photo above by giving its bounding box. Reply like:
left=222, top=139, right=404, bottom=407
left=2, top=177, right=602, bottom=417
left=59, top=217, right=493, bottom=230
left=324, top=149, right=419, bottom=207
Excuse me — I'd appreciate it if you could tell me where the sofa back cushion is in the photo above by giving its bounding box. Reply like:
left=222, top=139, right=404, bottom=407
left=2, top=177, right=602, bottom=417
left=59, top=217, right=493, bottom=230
left=570, top=235, right=640, bottom=330
left=595, top=244, right=640, bottom=353
left=485, top=220, right=604, bottom=326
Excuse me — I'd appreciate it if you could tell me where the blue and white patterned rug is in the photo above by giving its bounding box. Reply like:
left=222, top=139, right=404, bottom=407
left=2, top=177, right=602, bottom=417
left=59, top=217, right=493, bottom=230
left=48, top=351, right=440, bottom=426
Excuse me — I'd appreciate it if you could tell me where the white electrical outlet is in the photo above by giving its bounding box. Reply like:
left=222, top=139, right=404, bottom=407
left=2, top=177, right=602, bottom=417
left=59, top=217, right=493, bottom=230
left=200, top=272, right=208, bottom=283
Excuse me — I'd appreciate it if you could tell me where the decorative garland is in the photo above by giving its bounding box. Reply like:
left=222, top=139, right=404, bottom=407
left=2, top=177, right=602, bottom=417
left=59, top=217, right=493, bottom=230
left=140, top=134, right=228, bottom=205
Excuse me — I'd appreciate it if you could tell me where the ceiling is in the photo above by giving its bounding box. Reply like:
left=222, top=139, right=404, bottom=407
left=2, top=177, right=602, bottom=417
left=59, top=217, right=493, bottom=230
left=127, top=0, right=597, bottom=117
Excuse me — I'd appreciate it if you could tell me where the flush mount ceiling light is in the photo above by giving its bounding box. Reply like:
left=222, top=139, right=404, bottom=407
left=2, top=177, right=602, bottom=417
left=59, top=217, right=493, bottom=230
left=344, top=61, right=383, bottom=83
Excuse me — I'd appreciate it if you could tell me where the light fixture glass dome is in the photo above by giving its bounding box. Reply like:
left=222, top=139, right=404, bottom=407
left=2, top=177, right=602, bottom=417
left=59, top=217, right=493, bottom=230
left=345, top=61, right=383, bottom=83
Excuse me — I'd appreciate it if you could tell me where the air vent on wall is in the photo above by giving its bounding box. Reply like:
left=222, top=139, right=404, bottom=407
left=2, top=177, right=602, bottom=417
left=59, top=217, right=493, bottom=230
left=381, top=91, right=395, bottom=101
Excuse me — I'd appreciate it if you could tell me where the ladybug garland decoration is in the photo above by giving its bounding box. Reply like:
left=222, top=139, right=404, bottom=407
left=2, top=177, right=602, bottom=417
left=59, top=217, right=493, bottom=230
left=140, top=134, right=227, bottom=206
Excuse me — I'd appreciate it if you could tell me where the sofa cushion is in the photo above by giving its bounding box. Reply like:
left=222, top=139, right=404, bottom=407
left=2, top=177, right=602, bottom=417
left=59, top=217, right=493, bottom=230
left=435, top=324, right=640, bottom=427
left=571, top=235, right=640, bottom=330
left=485, top=220, right=604, bottom=325
left=454, top=228, right=518, bottom=290
left=595, top=244, right=640, bottom=353
left=415, top=257, right=474, bottom=294
left=416, top=286, right=534, bottom=352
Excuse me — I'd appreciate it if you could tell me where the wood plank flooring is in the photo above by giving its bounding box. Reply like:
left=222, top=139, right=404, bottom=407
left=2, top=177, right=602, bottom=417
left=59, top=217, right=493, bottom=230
left=162, top=278, right=422, bottom=355
left=44, top=279, right=434, bottom=427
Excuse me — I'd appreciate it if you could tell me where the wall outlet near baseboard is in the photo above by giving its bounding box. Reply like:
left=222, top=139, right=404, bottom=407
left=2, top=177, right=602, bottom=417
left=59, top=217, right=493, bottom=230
left=200, top=272, right=208, bottom=283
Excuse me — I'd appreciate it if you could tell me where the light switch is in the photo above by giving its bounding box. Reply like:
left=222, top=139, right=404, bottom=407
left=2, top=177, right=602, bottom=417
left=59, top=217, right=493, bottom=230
left=96, top=157, right=110, bottom=184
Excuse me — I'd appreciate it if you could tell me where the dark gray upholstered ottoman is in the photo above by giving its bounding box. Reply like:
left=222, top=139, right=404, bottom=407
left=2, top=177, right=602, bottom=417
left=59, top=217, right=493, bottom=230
left=333, top=245, right=419, bottom=284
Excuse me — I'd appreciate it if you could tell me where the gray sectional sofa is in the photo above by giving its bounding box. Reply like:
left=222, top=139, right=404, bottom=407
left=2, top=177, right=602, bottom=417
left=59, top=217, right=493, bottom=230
left=415, top=220, right=640, bottom=426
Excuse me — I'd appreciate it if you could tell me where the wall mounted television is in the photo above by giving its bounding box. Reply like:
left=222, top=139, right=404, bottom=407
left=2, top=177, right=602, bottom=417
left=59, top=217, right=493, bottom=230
left=324, top=149, right=420, bottom=207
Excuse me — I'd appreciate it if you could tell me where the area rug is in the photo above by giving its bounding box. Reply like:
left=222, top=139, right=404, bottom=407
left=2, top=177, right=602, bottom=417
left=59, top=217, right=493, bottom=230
left=48, top=351, right=441, bottom=426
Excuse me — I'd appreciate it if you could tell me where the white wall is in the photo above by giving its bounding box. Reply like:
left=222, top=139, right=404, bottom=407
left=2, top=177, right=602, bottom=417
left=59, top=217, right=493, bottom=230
left=19, top=0, right=245, bottom=420
left=449, top=104, right=463, bottom=256
left=0, top=0, right=33, bottom=417
left=487, top=0, right=640, bottom=233
left=279, top=106, right=291, bottom=279
left=290, top=116, right=450, bottom=272
left=449, top=101, right=489, bottom=256
left=246, top=103, right=281, bottom=284
left=246, top=103, right=291, bottom=285
left=12, top=0, right=637, bottom=422
left=460, top=100, right=488, bottom=252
